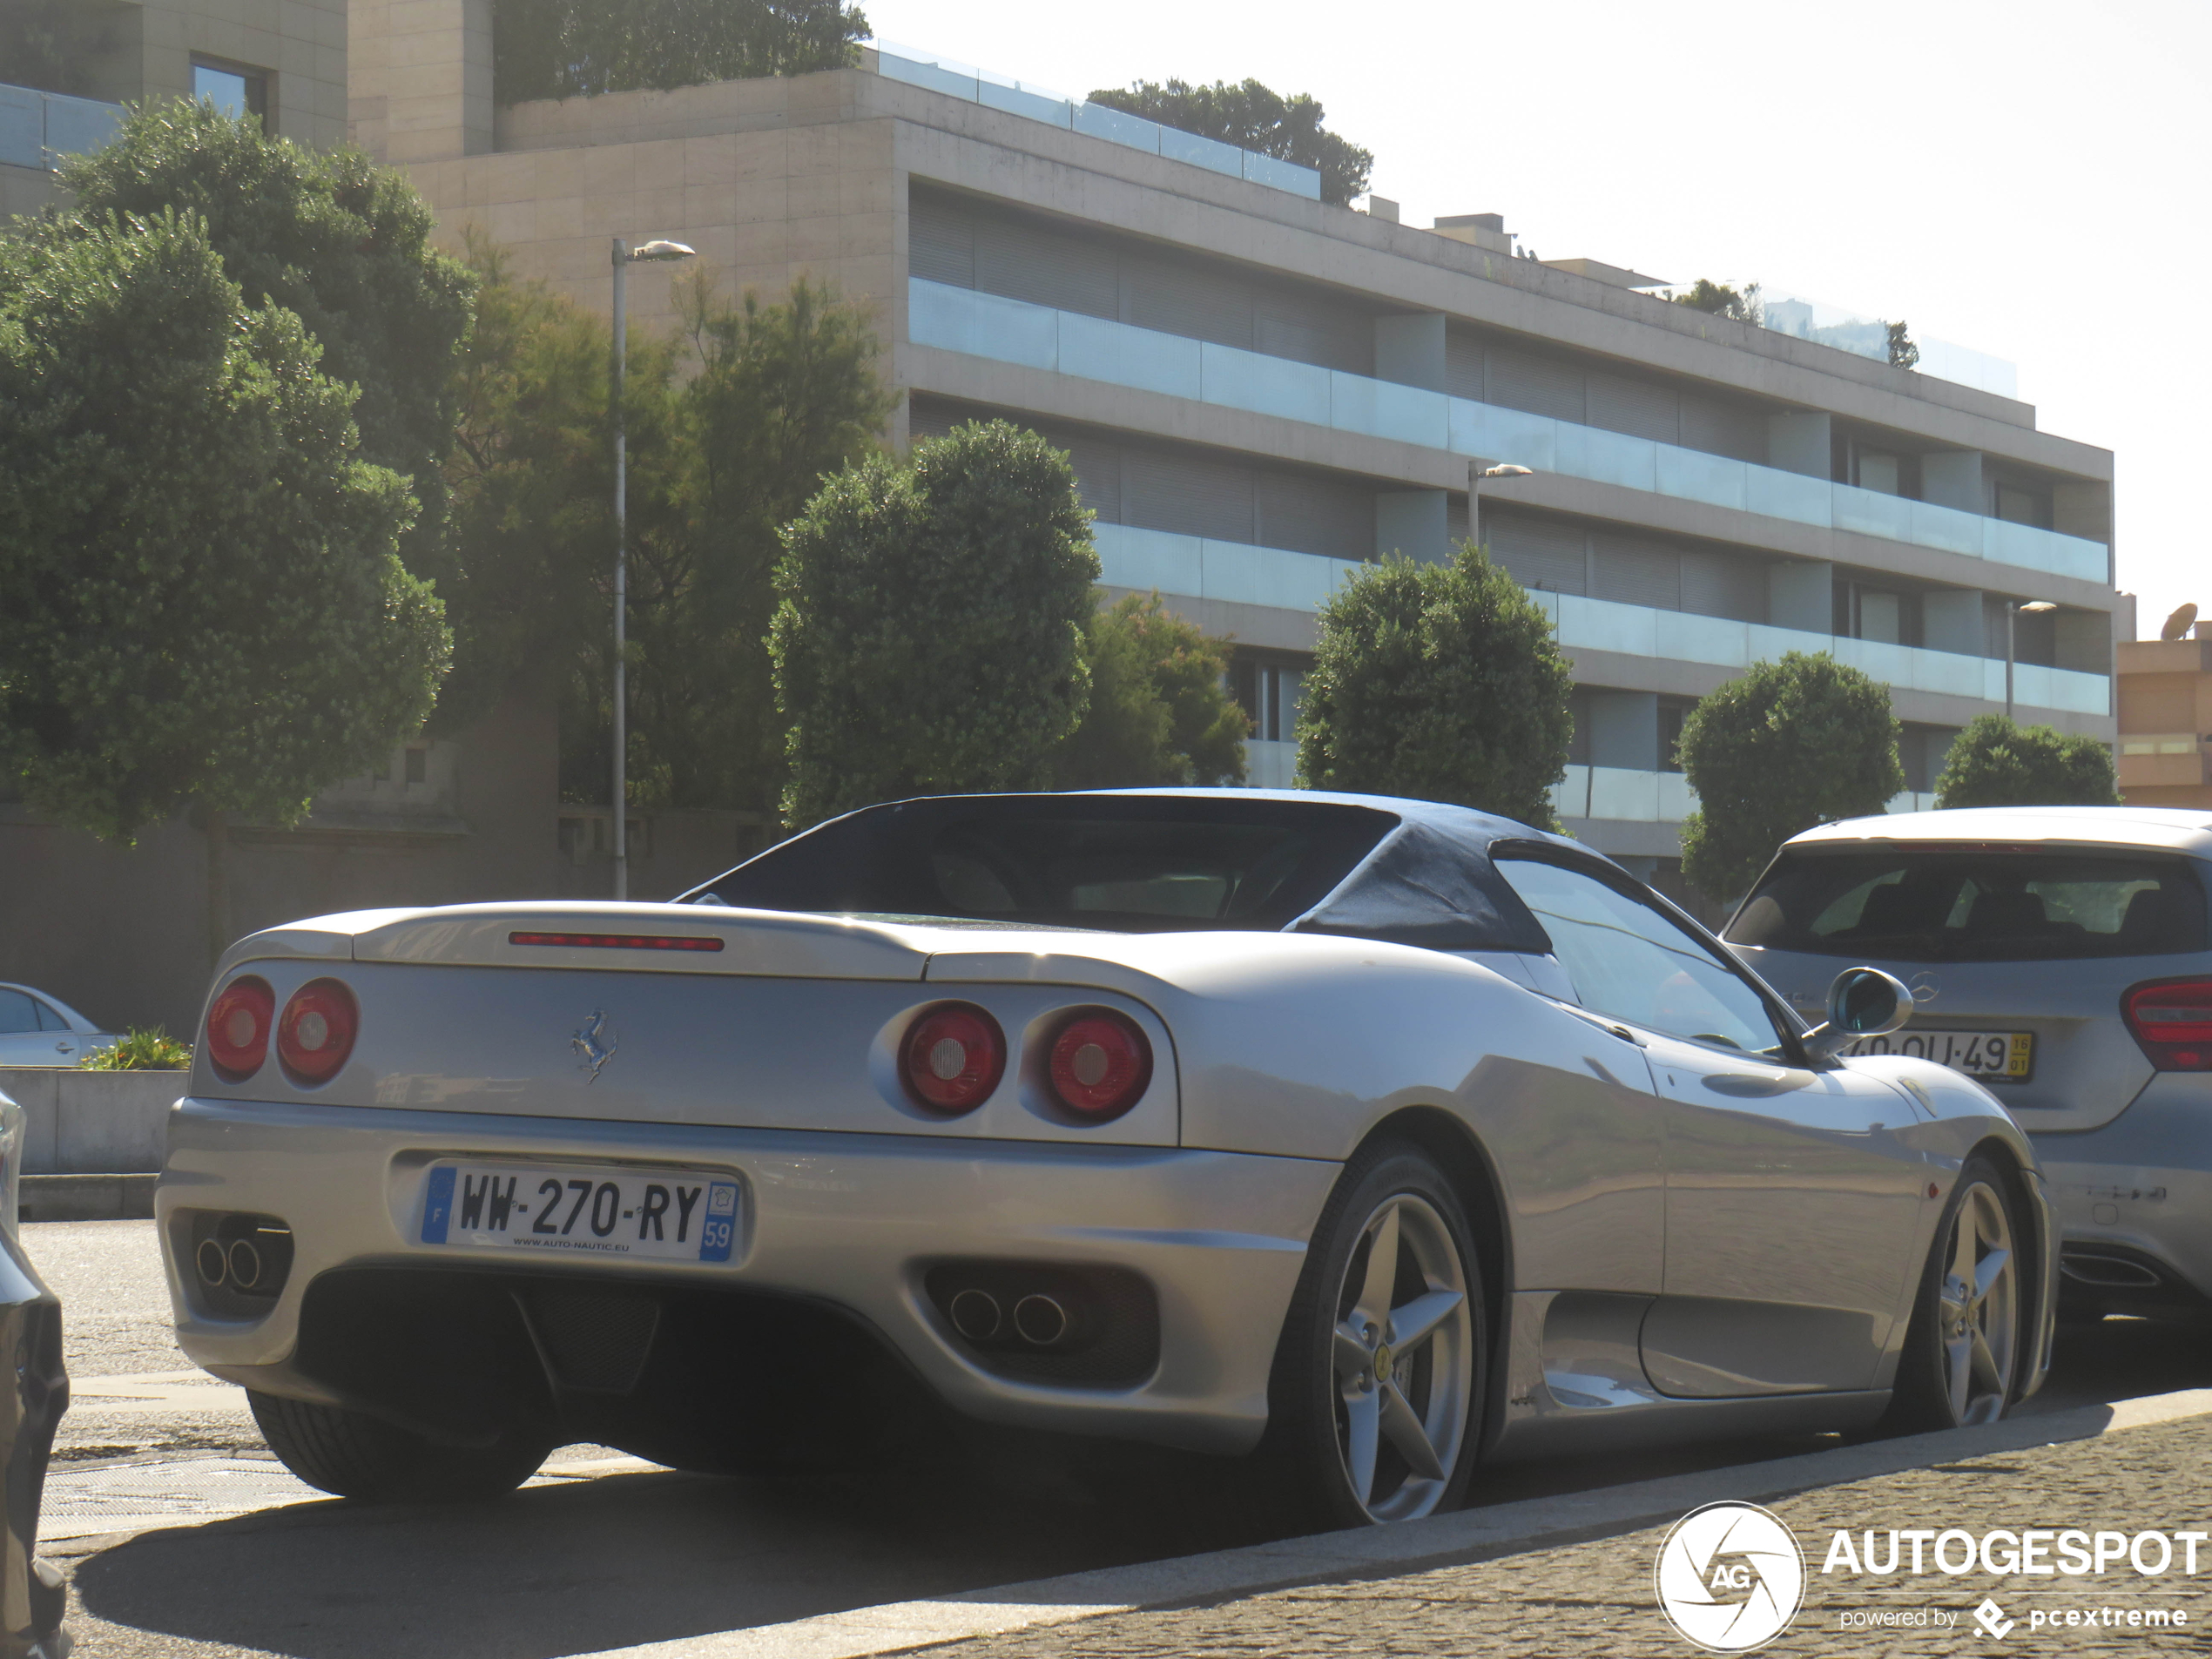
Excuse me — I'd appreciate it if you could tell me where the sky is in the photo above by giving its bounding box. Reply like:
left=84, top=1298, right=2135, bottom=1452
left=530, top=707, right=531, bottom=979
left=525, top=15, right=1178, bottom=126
left=865, top=0, right=2207, bottom=639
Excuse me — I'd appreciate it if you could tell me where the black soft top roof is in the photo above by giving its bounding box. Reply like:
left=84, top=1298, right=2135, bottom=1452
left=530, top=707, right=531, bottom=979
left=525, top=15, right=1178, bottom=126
left=681, top=788, right=1590, bottom=954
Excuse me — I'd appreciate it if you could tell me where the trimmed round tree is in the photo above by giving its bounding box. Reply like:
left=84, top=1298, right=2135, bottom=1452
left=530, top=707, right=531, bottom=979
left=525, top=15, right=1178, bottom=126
left=772, top=421, right=1098, bottom=827
left=59, top=104, right=475, bottom=581
left=1678, top=651, right=1904, bottom=900
left=0, top=211, right=448, bottom=842
left=1933, top=715, right=2121, bottom=808
left=1295, top=545, right=1573, bottom=829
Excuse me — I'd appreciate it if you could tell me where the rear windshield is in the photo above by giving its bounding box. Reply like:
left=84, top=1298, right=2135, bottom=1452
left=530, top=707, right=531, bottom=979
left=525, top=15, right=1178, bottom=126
left=685, top=796, right=1399, bottom=933
left=1727, top=846, right=2209, bottom=962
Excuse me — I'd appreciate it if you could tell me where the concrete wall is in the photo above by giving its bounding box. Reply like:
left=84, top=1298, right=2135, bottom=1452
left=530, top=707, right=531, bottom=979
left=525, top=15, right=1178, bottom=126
left=397, top=87, right=900, bottom=336
left=0, top=1069, right=181, bottom=1174
left=347, top=0, right=490, bottom=164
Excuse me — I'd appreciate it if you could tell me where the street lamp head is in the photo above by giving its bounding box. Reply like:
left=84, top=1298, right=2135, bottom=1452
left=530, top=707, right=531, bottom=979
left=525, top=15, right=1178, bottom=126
left=626, top=239, right=697, bottom=262
left=2017, top=600, right=2057, bottom=614
left=1480, top=463, right=1534, bottom=479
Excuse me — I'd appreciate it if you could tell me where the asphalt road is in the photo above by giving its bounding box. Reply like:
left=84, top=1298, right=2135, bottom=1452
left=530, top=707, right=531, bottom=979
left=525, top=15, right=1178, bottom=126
left=27, top=1220, right=2212, bottom=1659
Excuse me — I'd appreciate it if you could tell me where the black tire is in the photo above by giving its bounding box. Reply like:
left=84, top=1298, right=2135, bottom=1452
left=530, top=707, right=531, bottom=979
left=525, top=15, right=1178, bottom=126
left=1262, top=1139, right=1486, bottom=1528
left=249, top=1391, right=550, bottom=1502
left=1885, top=1153, right=2028, bottom=1433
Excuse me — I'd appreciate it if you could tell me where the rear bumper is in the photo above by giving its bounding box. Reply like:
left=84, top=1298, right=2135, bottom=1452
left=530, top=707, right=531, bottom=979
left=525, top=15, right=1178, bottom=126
left=2029, top=1073, right=2212, bottom=1310
left=157, top=1099, right=1336, bottom=1455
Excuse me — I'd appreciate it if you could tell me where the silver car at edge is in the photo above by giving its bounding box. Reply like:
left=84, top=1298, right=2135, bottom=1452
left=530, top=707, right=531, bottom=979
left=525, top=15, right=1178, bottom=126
left=157, top=791, right=2056, bottom=1528
left=1725, top=805, right=2212, bottom=1325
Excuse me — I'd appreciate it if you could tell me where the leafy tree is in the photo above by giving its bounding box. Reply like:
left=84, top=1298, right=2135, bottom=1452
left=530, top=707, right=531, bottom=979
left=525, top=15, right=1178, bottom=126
left=1677, top=652, right=1903, bottom=899
left=1053, top=591, right=1249, bottom=789
left=442, top=234, right=638, bottom=733
left=495, top=0, right=868, bottom=104
left=1086, top=78, right=1372, bottom=206
left=773, top=420, right=1096, bottom=827
left=1672, top=279, right=1764, bottom=325
left=1933, top=715, right=2120, bottom=809
left=0, top=210, right=448, bottom=842
left=631, top=273, right=894, bottom=814
left=1886, top=320, right=1920, bottom=370
left=1295, top=544, right=1573, bottom=829
left=57, top=103, right=477, bottom=583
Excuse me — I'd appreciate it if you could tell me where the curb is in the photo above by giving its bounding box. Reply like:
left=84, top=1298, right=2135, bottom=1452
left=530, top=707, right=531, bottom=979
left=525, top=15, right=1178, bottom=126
left=577, top=1386, right=2212, bottom=1659
left=20, top=1173, right=156, bottom=1223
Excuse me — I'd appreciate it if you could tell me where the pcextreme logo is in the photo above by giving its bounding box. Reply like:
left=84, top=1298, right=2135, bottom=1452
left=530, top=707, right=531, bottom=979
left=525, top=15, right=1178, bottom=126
left=1655, top=1501, right=1808, bottom=1652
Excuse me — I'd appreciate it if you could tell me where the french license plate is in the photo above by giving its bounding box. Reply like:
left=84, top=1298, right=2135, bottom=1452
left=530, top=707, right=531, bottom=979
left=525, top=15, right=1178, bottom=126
left=418, top=1164, right=739, bottom=1262
left=1844, top=1028, right=2033, bottom=1082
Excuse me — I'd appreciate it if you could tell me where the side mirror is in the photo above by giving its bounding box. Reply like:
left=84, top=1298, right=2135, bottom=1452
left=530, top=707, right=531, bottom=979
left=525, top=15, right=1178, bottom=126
left=1801, top=967, right=1914, bottom=1062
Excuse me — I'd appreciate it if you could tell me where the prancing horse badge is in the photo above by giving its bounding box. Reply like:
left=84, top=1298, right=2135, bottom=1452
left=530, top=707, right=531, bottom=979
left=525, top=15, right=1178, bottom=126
left=571, top=1010, right=618, bottom=1082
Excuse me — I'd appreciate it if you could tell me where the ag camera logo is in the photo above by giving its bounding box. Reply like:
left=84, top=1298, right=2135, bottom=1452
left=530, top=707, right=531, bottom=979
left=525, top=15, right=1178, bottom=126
left=1656, top=1501, right=1807, bottom=1651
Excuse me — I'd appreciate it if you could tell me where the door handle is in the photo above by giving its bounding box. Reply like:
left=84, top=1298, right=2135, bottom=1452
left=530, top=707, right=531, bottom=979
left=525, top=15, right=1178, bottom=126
left=53, top=1042, right=73, bottom=1055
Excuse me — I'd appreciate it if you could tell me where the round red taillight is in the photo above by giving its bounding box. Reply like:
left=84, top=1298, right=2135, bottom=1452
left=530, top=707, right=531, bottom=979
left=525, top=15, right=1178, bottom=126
left=277, top=978, right=358, bottom=1086
left=1047, top=1011, right=1153, bottom=1122
left=900, top=1004, right=1006, bottom=1114
left=206, top=976, right=275, bottom=1081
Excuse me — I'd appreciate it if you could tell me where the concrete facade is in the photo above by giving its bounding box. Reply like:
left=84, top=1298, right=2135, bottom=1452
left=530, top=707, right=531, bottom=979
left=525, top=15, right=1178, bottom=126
left=2117, top=634, right=2212, bottom=807
left=353, top=30, right=2123, bottom=888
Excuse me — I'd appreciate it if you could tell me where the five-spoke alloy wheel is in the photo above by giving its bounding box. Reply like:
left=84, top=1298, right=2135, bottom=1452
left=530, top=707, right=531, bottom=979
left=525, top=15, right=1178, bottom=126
left=1266, top=1142, right=1484, bottom=1527
left=1887, top=1153, right=2025, bottom=1432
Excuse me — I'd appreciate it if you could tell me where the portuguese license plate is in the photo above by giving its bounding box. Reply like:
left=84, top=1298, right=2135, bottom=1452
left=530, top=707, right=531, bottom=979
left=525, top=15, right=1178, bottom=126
left=1844, top=1028, right=2033, bottom=1082
left=418, top=1164, right=738, bottom=1262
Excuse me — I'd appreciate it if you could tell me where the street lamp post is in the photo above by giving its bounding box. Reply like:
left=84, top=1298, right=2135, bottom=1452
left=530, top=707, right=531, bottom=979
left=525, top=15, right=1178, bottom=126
left=2004, top=598, right=2057, bottom=722
left=1468, top=461, right=1533, bottom=550
left=610, top=236, right=696, bottom=900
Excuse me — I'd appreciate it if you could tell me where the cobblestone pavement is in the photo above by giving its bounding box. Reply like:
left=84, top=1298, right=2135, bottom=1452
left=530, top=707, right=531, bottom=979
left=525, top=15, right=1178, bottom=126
left=932, top=1415, right=2212, bottom=1658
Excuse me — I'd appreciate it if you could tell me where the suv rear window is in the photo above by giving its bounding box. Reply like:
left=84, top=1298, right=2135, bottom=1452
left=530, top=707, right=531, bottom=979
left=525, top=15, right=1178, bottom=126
left=1728, top=846, right=2209, bottom=962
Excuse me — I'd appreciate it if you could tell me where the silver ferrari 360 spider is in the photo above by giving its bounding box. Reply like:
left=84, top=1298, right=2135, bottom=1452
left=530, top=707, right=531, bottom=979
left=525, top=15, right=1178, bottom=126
left=157, top=791, right=2056, bottom=1526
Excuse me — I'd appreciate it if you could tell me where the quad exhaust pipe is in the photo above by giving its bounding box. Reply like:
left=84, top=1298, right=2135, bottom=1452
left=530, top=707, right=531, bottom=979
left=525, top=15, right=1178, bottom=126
left=944, top=1286, right=1070, bottom=1347
left=195, top=1236, right=266, bottom=1291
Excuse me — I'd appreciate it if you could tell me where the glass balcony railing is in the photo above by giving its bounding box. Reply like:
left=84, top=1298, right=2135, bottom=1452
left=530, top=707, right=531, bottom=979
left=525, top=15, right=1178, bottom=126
left=1546, top=765, right=1937, bottom=826
left=872, top=45, right=1323, bottom=201
left=1095, top=522, right=2111, bottom=719
left=914, top=279, right=2110, bottom=586
left=0, top=83, right=124, bottom=172
left=1762, top=291, right=2018, bottom=400
left=1238, top=740, right=1939, bottom=825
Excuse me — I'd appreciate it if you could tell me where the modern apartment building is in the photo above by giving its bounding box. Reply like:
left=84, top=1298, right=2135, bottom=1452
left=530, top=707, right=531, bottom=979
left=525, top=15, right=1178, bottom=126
left=356, top=5, right=2125, bottom=894
left=0, top=0, right=346, bottom=219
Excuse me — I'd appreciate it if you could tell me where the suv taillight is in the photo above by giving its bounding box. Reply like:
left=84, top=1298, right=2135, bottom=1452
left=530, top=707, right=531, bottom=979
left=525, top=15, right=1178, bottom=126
left=2121, top=978, right=2212, bottom=1071
left=206, top=977, right=274, bottom=1081
left=277, top=979, right=358, bottom=1086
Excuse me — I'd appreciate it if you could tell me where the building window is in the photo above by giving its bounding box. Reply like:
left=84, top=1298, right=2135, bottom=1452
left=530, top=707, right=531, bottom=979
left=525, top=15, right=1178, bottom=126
left=192, top=59, right=270, bottom=125
left=1232, top=656, right=1305, bottom=743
